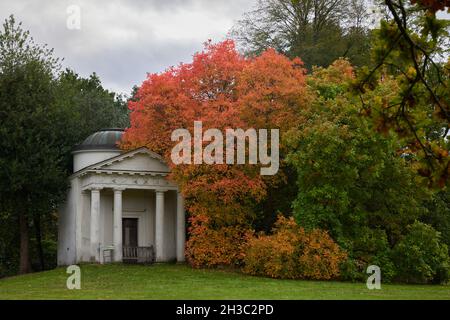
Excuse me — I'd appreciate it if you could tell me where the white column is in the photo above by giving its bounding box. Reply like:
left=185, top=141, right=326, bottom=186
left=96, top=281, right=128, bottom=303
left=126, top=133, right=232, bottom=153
left=113, top=188, right=124, bottom=262
left=155, top=190, right=165, bottom=262
left=75, top=189, right=86, bottom=263
left=176, top=191, right=186, bottom=262
left=90, top=188, right=101, bottom=262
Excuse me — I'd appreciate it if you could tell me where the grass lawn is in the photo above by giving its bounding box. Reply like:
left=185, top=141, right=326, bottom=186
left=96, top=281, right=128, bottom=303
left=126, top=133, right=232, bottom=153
left=0, top=263, right=449, bottom=300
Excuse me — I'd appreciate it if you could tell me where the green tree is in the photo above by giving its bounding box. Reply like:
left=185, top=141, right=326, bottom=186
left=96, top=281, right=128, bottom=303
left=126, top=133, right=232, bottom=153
left=358, top=0, right=450, bottom=187
left=286, top=60, right=430, bottom=279
left=421, top=188, right=450, bottom=252
left=0, top=15, right=68, bottom=274
left=232, top=0, right=373, bottom=70
left=392, top=221, right=450, bottom=284
left=54, top=69, right=129, bottom=171
left=0, top=16, right=130, bottom=276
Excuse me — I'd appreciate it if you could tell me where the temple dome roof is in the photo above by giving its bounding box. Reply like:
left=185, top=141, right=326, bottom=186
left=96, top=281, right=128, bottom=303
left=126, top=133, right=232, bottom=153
left=73, top=128, right=124, bottom=152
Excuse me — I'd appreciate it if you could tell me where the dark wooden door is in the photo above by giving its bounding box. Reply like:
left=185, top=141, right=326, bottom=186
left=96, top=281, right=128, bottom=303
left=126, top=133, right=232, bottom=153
left=123, top=218, right=138, bottom=247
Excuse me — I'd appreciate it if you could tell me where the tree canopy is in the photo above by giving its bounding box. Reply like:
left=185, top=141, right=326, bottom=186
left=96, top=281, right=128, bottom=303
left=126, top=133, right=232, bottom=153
left=0, top=15, right=129, bottom=275
left=358, top=0, right=450, bottom=187
left=122, top=40, right=309, bottom=226
left=232, top=0, right=373, bottom=70
left=0, top=15, right=68, bottom=274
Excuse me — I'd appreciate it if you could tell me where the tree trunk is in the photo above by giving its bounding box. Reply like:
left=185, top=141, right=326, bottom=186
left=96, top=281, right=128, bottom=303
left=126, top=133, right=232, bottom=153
left=19, top=210, right=31, bottom=274
left=34, top=213, right=45, bottom=271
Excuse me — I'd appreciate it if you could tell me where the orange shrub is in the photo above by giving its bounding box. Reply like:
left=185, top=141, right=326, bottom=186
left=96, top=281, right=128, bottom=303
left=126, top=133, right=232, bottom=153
left=243, top=216, right=347, bottom=280
left=185, top=214, right=253, bottom=268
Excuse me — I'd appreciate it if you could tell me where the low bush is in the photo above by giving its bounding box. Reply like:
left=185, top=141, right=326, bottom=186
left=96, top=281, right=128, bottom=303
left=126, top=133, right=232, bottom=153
left=340, top=228, right=396, bottom=282
left=392, top=221, right=450, bottom=284
left=242, top=216, right=346, bottom=280
left=185, top=214, right=253, bottom=268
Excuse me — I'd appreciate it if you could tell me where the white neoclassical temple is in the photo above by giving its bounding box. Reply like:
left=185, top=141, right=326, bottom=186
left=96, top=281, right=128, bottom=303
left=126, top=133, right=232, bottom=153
left=57, top=129, right=185, bottom=265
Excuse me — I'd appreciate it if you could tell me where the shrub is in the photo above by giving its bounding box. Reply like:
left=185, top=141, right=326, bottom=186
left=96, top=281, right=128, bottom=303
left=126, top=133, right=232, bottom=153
left=243, top=216, right=347, bottom=280
left=185, top=214, right=253, bottom=268
left=392, top=221, right=450, bottom=284
left=243, top=218, right=298, bottom=278
left=340, top=228, right=396, bottom=282
left=421, top=189, right=450, bottom=254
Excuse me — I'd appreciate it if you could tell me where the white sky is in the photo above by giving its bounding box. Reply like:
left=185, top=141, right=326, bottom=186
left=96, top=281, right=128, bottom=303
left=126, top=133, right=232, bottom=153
left=0, top=0, right=257, bottom=95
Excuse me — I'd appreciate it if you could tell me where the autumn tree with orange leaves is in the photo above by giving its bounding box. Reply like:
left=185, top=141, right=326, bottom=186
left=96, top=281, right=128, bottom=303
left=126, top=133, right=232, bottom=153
left=121, top=40, right=309, bottom=227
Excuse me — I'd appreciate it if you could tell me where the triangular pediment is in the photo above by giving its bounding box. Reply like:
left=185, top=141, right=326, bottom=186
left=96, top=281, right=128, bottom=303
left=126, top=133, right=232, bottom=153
left=74, top=147, right=170, bottom=176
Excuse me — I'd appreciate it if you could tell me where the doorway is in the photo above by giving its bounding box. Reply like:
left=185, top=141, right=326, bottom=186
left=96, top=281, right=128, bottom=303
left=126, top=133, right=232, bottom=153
left=122, top=218, right=138, bottom=247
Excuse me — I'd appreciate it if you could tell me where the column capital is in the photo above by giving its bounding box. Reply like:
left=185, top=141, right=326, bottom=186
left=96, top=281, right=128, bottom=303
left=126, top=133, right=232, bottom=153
left=155, top=189, right=168, bottom=194
left=113, top=187, right=126, bottom=193
left=89, top=186, right=103, bottom=192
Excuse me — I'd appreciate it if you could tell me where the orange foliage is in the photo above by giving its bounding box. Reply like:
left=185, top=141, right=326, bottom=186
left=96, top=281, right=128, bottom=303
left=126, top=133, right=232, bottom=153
left=309, top=58, right=355, bottom=87
left=237, top=48, right=307, bottom=131
left=121, top=40, right=308, bottom=225
left=243, top=216, right=347, bottom=280
left=185, top=214, right=253, bottom=268
left=121, top=40, right=248, bottom=154
left=410, top=0, right=450, bottom=13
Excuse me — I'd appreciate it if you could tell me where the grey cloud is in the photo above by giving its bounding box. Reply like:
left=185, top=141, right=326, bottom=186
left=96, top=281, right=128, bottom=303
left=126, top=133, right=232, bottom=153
left=0, top=0, right=256, bottom=94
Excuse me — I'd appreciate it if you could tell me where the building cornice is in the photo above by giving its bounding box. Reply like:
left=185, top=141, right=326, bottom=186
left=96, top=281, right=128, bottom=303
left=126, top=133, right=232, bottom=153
left=70, top=146, right=169, bottom=179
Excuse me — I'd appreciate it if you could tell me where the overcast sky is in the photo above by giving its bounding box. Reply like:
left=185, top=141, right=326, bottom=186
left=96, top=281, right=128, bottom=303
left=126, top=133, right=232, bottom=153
left=1, top=1, right=448, bottom=95
left=0, top=0, right=257, bottom=95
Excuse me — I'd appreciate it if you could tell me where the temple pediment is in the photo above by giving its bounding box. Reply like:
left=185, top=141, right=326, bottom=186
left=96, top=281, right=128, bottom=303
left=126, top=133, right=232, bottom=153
left=74, top=147, right=170, bottom=177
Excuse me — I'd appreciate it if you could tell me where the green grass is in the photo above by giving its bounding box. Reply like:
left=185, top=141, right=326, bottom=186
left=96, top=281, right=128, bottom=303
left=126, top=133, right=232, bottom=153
left=0, top=263, right=449, bottom=300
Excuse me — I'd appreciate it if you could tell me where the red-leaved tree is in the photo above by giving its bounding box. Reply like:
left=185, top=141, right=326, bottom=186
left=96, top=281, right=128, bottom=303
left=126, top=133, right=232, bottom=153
left=121, top=40, right=308, bottom=264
